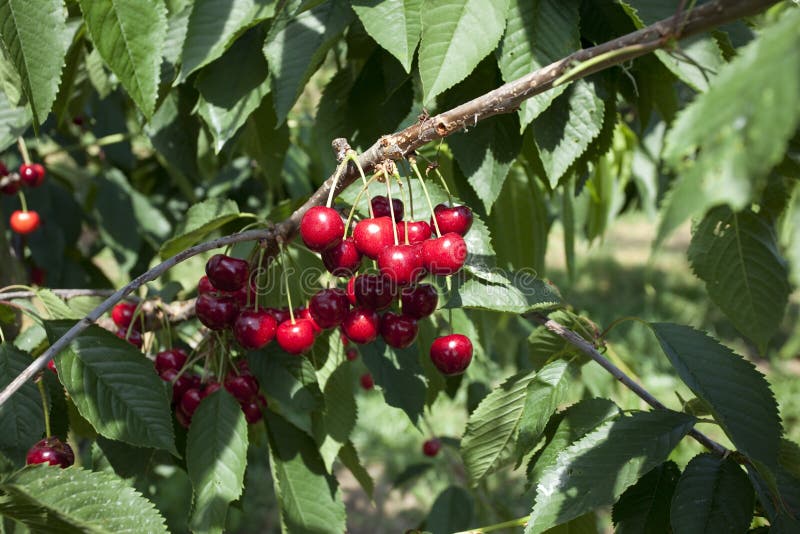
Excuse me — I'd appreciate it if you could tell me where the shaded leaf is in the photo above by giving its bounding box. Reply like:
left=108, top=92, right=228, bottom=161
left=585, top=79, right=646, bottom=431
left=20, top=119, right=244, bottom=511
left=338, top=441, right=374, bottom=499
left=159, top=198, right=244, bottom=258
left=426, top=485, right=474, bottom=534
left=360, top=339, right=426, bottom=424
left=446, top=268, right=561, bottom=314
left=0, top=89, right=30, bottom=151
left=612, top=461, right=680, bottom=534
left=0, top=345, right=43, bottom=466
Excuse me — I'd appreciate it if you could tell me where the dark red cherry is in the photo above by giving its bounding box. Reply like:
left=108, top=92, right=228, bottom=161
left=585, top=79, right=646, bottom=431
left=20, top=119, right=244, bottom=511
left=353, top=217, right=396, bottom=259
left=175, top=405, right=192, bottom=428
left=380, top=312, right=418, bottom=348
left=371, top=195, right=404, bottom=222
left=26, top=437, right=74, bottom=468
left=353, top=274, right=395, bottom=310
left=206, top=254, right=250, bottom=292
left=378, top=244, right=424, bottom=285
left=345, top=347, right=358, bottom=361
left=155, top=348, right=188, bottom=374
left=224, top=374, right=259, bottom=402
left=346, top=277, right=357, bottom=305
left=47, top=359, right=57, bottom=374
left=309, top=288, right=350, bottom=328
left=398, top=220, right=432, bottom=244
left=180, top=388, right=203, bottom=416
left=116, top=328, right=143, bottom=349
left=202, top=382, right=222, bottom=399
left=111, top=301, right=137, bottom=328
left=400, top=284, right=438, bottom=319
left=360, top=373, right=374, bottom=390
left=0, top=162, right=19, bottom=195
left=240, top=398, right=264, bottom=424
left=430, top=334, right=473, bottom=375
left=342, top=308, right=380, bottom=344
left=300, top=206, right=344, bottom=251
left=421, top=233, right=467, bottom=275
left=161, top=369, right=192, bottom=403
left=198, top=276, right=215, bottom=295
left=423, top=438, right=442, bottom=457
left=431, top=203, right=473, bottom=236
left=234, top=309, right=277, bottom=349
left=195, top=293, right=239, bottom=330
left=276, top=319, right=316, bottom=354
left=19, top=163, right=45, bottom=187
left=265, top=307, right=291, bottom=325
left=298, top=308, right=323, bottom=335
left=322, top=238, right=362, bottom=277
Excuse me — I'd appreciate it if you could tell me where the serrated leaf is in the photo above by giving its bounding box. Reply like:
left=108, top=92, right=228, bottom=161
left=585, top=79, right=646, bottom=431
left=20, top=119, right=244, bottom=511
left=496, top=0, right=580, bottom=129
left=527, top=310, right=597, bottom=369
left=360, top=339, right=426, bottom=424
left=241, top=93, right=290, bottom=180
left=426, top=485, right=474, bottom=534
left=526, top=410, right=695, bottom=533
left=0, top=0, right=69, bottom=125
left=533, top=79, right=605, bottom=188
left=78, top=0, right=167, bottom=118
left=447, top=268, right=561, bottom=314
left=651, top=323, right=781, bottom=473
left=145, top=88, right=201, bottom=182
left=670, top=453, right=754, bottom=534
left=0, top=465, right=168, bottom=533
left=179, top=0, right=275, bottom=82
left=657, top=10, right=800, bottom=244
left=159, top=198, right=245, bottom=258
left=352, top=0, right=421, bottom=72
left=36, top=289, right=81, bottom=320
left=265, top=411, right=346, bottom=534
left=688, top=206, right=790, bottom=351
left=0, top=89, right=31, bottom=151
left=45, top=322, right=177, bottom=455
left=418, top=0, right=508, bottom=104
left=612, top=461, right=680, bottom=534
left=0, top=345, right=43, bottom=466
left=263, top=0, right=353, bottom=123
left=338, top=441, right=374, bottom=499
left=186, top=390, right=248, bottom=534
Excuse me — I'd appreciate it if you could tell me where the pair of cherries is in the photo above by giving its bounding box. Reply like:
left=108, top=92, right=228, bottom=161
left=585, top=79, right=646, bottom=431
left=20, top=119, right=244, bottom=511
left=111, top=301, right=144, bottom=349
left=2, top=161, right=46, bottom=234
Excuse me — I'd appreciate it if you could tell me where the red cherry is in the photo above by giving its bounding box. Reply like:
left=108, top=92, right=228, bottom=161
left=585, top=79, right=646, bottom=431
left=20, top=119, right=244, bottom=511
left=371, top=195, right=404, bottom=222
left=265, top=307, right=291, bottom=324
left=276, top=319, right=316, bottom=354
left=340, top=332, right=350, bottom=346
left=360, top=373, right=374, bottom=390
left=202, top=381, right=222, bottom=398
left=345, top=347, right=358, bottom=361
left=161, top=369, right=194, bottom=404
left=322, top=238, right=362, bottom=277
left=195, top=293, right=239, bottom=330
left=9, top=210, right=40, bottom=234
left=400, top=284, right=439, bottom=319
left=423, top=438, right=442, bottom=457
left=353, top=274, right=395, bottom=310
left=421, top=233, right=467, bottom=275
left=224, top=374, right=259, bottom=402
left=19, top=163, right=45, bottom=187
left=30, top=266, right=46, bottom=286
left=26, top=437, right=74, bottom=468
left=111, top=301, right=137, bottom=328
left=234, top=308, right=277, bottom=349
left=353, top=217, right=395, bottom=259
left=430, top=334, right=473, bottom=375
left=175, top=405, right=192, bottom=428
left=205, top=254, right=250, bottom=292
left=155, top=348, right=188, bottom=374
left=397, top=220, right=432, bottom=244
left=309, top=288, right=350, bottom=328
left=180, top=388, right=203, bottom=416
left=297, top=308, right=322, bottom=335
left=300, top=206, right=344, bottom=251
left=240, top=398, right=264, bottom=424
left=198, top=276, right=215, bottom=295
left=431, top=203, right=473, bottom=236
left=116, top=328, right=143, bottom=349
left=342, top=308, right=380, bottom=344
left=378, top=244, right=424, bottom=286
left=380, top=312, right=418, bottom=348
left=0, top=162, right=19, bottom=195
left=346, top=277, right=357, bottom=305
left=47, top=359, right=57, bottom=374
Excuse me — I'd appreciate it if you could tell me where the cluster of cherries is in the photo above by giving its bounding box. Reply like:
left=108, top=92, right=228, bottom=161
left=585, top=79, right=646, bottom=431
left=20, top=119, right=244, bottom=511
left=1, top=160, right=46, bottom=234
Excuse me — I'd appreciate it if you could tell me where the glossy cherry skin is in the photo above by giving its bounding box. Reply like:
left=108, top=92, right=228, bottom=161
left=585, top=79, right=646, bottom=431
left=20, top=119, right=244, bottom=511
left=353, top=273, right=395, bottom=310
left=116, top=327, right=143, bottom=349
left=234, top=309, right=277, bottom=349
left=111, top=301, right=137, bottom=328
left=19, top=163, right=45, bottom=187
left=397, top=221, right=432, bottom=244
left=265, top=307, right=291, bottom=325
left=298, top=308, right=323, bottom=335
left=371, top=195, right=404, bottom=222
left=180, top=388, right=203, bottom=416
left=309, top=288, right=350, bottom=328
left=206, top=254, right=250, bottom=292
left=353, top=217, right=395, bottom=259
left=155, top=348, right=188, bottom=374
left=198, top=275, right=215, bottom=295
left=360, top=373, right=374, bottom=390
left=276, top=319, right=316, bottom=354
left=431, top=203, right=473, bottom=236
left=322, top=238, right=362, bottom=277
left=342, top=308, right=380, bottom=344
left=26, top=437, right=74, bottom=468
left=161, top=369, right=192, bottom=404
left=224, top=374, right=259, bottom=402
left=195, top=293, right=239, bottom=330
left=400, top=284, right=438, bottom=319
left=345, top=347, right=358, bottom=361
left=423, top=438, right=442, bottom=457
left=241, top=398, right=264, bottom=424
left=300, top=206, right=344, bottom=251
left=346, top=277, right=357, bottom=305
left=422, top=233, right=467, bottom=275
left=9, top=210, right=40, bottom=234
left=380, top=312, right=418, bottom=348
left=430, top=334, right=473, bottom=375
left=202, top=382, right=222, bottom=398
left=378, top=244, right=424, bottom=286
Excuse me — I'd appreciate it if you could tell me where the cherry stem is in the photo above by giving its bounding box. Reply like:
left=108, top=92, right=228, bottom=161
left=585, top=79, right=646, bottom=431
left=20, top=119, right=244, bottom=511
left=254, top=247, right=266, bottom=312
left=0, top=326, right=5, bottom=344
left=158, top=300, right=173, bottom=349
left=17, top=137, right=31, bottom=166
left=384, top=171, right=400, bottom=246
left=281, top=247, right=296, bottom=323
left=17, top=190, right=28, bottom=212
left=411, top=160, right=441, bottom=237
left=346, top=152, right=374, bottom=219
left=36, top=380, right=51, bottom=438
left=430, top=166, right=453, bottom=206
left=342, top=173, right=382, bottom=239
left=325, top=156, right=349, bottom=208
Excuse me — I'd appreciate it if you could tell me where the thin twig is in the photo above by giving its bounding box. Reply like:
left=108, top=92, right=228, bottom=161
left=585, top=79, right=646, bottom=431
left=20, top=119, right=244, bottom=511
left=0, top=289, right=117, bottom=300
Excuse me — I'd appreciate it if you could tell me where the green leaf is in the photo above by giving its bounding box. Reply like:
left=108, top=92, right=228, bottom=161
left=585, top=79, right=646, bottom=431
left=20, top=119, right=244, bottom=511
left=159, top=198, right=245, bottom=258
left=418, top=0, right=509, bottom=104
left=657, top=10, right=800, bottom=243
left=651, top=323, right=781, bottom=472
left=241, top=93, right=290, bottom=180
left=533, top=79, right=605, bottom=188
left=612, top=461, right=681, bottom=534
left=0, top=0, right=69, bottom=125
left=78, top=0, right=167, bottom=118
left=426, top=485, right=474, bottom=534
left=95, top=437, right=155, bottom=480
left=352, top=0, right=421, bottom=73
left=670, top=453, right=754, bottom=534
left=0, top=465, right=167, bottom=532
left=45, top=322, right=177, bottom=455
left=542, top=514, right=598, bottom=534
left=688, top=206, right=790, bottom=351
left=179, top=0, right=275, bottom=82
left=447, top=268, right=561, bottom=314
left=496, top=0, right=580, bottom=129
left=527, top=310, right=597, bottom=368
left=525, top=409, right=695, bottom=533
left=781, top=185, right=800, bottom=287
left=265, top=411, right=346, bottom=534
left=338, top=441, right=374, bottom=499
left=360, top=339, right=426, bottom=424
left=36, top=289, right=82, bottom=320
left=263, top=0, right=353, bottom=123
left=145, top=88, right=202, bottom=183
left=186, top=390, right=249, bottom=534
left=0, top=345, right=43, bottom=466
left=0, top=89, right=31, bottom=151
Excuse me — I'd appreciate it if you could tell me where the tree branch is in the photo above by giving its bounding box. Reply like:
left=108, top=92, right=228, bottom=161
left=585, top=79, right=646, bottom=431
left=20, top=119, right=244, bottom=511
left=0, top=0, right=778, bottom=406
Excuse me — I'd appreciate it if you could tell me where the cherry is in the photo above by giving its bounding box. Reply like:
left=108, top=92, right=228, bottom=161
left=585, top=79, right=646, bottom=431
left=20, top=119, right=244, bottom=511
left=175, top=405, right=192, bottom=428
left=322, top=238, right=362, bottom=277
left=30, top=266, right=46, bottom=286
left=371, top=195, right=404, bottom=221
left=431, top=203, right=473, bottom=236
left=224, top=374, right=259, bottom=402
left=116, top=327, right=143, bottom=349
left=206, top=254, right=250, bottom=292
left=345, top=347, right=358, bottom=361
left=298, top=308, right=323, bottom=335
left=111, top=301, right=137, bottom=328
left=195, top=293, right=239, bottom=330
left=9, top=210, right=40, bottom=234
left=342, top=308, right=380, bottom=344
left=265, top=307, right=291, bottom=324
left=300, top=206, right=344, bottom=251
left=155, top=348, right=188, bottom=374
left=19, top=163, right=45, bottom=187
left=353, top=273, right=395, bottom=310
left=160, top=369, right=193, bottom=403
left=422, top=233, right=467, bottom=275
left=353, top=217, right=395, bottom=259
left=202, top=381, right=222, bottom=398
left=276, top=319, right=316, bottom=354
left=234, top=308, right=277, bottom=349
left=309, top=288, right=350, bottom=328
left=398, top=220, right=432, bottom=244
left=430, top=334, right=473, bottom=375
left=47, top=359, right=57, bottom=374
left=346, top=277, right=357, bottom=305
left=198, top=276, right=215, bottom=294
left=340, top=332, right=350, bottom=346
left=360, top=373, right=374, bottom=390
left=380, top=312, right=418, bottom=348
left=26, top=437, right=74, bottom=468
left=378, top=244, right=424, bottom=285
left=241, top=396, right=265, bottom=424
left=423, top=438, right=442, bottom=457
left=0, top=162, right=19, bottom=195
left=400, top=284, right=438, bottom=319
left=180, top=388, right=203, bottom=417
